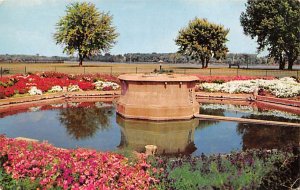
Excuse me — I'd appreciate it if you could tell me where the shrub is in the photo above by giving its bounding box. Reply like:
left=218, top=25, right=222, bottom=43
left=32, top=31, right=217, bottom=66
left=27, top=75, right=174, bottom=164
left=149, top=150, right=296, bottom=189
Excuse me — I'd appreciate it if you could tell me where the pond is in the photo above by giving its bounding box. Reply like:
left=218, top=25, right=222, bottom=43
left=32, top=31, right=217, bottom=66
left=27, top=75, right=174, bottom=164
left=0, top=101, right=299, bottom=156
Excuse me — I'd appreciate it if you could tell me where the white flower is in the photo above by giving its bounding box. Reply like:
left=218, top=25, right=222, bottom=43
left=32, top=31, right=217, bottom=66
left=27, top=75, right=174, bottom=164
left=48, top=85, right=63, bottom=93
left=51, top=103, right=63, bottom=108
left=95, top=102, right=112, bottom=108
left=201, top=83, right=222, bottom=92
left=68, top=102, right=79, bottom=107
left=67, top=85, right=81, bottom=92
left=93, top=81, right=120, bottom=90
left=200, top=77, right=300, bottom=98
left=28, top=86, right=42, bottom=95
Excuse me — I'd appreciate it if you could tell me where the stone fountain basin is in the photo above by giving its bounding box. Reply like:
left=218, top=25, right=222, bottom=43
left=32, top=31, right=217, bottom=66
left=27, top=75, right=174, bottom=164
left=117, top=74, right=199, bottom=121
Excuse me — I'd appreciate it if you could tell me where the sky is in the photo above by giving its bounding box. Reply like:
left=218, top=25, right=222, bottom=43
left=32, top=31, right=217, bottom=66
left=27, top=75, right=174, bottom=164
left=0, top=0, right=260, bottom=56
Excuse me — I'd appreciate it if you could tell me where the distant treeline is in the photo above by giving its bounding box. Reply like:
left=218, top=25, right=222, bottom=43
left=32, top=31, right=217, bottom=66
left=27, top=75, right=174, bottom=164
left=0, top=53, right=276, bottom=65
left=0, top=54, right=68, bottom=63
left=90, top=53, right=269, bottom=65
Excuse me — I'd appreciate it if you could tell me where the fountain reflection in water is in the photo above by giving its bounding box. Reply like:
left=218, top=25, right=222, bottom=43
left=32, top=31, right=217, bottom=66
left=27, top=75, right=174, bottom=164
left=117, top=115, right=199, bottom=156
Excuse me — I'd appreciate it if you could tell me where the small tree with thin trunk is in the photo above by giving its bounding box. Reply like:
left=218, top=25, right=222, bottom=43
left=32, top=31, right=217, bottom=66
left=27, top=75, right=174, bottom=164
left=175, top=18, right=229, bottom=68
left=54, top=2, right=118, bottom=66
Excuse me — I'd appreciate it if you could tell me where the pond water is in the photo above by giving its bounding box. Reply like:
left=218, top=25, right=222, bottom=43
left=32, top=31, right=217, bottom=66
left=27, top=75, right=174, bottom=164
left=0, top=101, right=299, bottom=156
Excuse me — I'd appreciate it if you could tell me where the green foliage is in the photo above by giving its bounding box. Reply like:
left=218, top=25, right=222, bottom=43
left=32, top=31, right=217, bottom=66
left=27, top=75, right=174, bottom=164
left=0, top=167, right=17, bottom=190
left=113, top=148, right=139, bottom=164
left=212, top=79, right=225, bottom=84
left=54, top=2, right=118, bottom=66
left=165, top=158, right=267, bottom=189
left=240, top=0, right=300, bottom=70
left=0, top=167, right=40, bottom=190
left=175, top=18, right=229, bottom=68
left=150, top=150, right=294, bottom=190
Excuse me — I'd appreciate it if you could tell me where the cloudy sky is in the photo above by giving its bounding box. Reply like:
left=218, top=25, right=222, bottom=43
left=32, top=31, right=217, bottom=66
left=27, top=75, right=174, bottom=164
left=0, top=0, right=259, bottom=56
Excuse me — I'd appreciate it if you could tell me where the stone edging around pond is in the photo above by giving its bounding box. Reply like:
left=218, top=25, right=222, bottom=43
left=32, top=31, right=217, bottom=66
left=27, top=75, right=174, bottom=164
left=195, top=91, right=300, bottom=115
left=195, top=91, right=252, bottom=101
left=256, top=95, right=300, bottom=107
left=196, top=91, right=300, bottom=107
left=0, top=90, right=121, bottom=107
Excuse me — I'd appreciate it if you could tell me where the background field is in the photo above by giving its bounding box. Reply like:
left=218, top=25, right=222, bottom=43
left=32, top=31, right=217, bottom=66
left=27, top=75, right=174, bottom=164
left=0, top=62, right=299, bottom=78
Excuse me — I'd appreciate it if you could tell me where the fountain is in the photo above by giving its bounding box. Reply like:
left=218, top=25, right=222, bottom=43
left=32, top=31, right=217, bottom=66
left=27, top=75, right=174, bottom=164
left=117, top=116, right=198, bottom=155
left=116, top=73, right=199, bottom=120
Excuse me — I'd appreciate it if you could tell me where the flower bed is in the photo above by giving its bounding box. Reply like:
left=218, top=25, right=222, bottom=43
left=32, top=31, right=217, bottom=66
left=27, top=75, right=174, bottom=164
left=197, top=77, right=300, bottom=98
left=0, top=135, right=157, bottom=189
left=0, top=72, right=120, bottom=99
left=193, top=75, right=275, bottom=83
left=1, top=135, right=298, bottom=189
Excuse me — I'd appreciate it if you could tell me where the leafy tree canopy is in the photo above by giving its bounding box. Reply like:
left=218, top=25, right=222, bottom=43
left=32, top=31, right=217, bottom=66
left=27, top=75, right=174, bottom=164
left=54, top=2, right=118, bottom=66
left=240, top=0, right=300, bottom=70
left=175, top=18, right=229, bottom=68
left=59, top=106, right=113, bottom=140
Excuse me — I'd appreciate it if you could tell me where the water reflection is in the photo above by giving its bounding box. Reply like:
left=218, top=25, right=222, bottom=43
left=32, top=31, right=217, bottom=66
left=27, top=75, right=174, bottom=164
left=237, top=116, right=300, bottom=150
left=59, top=105, right=113, bottom=140
left=200, top=107, right=225, bottom=116
left=0, top=101, right=299, bottom=156
left=116, top=116, right=198, bottom=155
left=197, top=107, right=223, bottom=130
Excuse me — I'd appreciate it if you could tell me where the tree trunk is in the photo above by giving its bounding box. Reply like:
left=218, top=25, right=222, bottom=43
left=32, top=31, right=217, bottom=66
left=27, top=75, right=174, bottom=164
left=200, top=58, right=205, bottom=68
left=279, top=62, right=285, bottom=70
left=205, top=57, right=209, bottom=68
left=288, top=62, right=293, bottom=70
left=278, top=55, right=285, bottom=70
left=79, top=54, right=83, bottom=67
left=204, top=62, right=208, bottom=68
left=201, top=62, right=205, bottom=68
left=287, top=55, right=295, bottom=70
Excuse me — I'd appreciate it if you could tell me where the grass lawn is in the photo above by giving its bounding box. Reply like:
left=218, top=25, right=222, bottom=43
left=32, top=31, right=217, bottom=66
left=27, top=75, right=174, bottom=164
left=0, top=62, right=299, bottom=78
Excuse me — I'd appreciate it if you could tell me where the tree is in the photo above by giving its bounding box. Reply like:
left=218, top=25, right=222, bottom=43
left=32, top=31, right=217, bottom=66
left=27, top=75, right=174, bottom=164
left=175, top=18, right=229, bottom=68
left=240, top=0, right=300, bottom=70
left=54, top=2, right=118, bottom=66
left=59, top=106, right=113, bottom=140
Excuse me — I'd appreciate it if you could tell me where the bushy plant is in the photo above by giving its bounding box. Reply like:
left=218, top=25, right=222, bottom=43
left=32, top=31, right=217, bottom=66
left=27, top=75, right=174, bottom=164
left=48, top=85, right=63, bottom=93
left=94, top=81, right=119, bottom=91
left=28, top=86, right=43, bottom=95
left=149, top=150, right=296, bottom=189
left=67, top=84, right=80, bottom=92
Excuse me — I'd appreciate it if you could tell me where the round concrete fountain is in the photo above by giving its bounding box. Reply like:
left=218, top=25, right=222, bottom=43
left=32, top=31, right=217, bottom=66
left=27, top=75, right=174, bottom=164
left=116, top=73, right=199, bottom=120
left=117, top=116, right=198, bottom=155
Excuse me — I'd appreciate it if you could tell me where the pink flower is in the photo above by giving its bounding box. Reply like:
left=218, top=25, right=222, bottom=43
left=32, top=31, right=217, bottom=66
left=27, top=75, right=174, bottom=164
left=0, top=132, right=157, bottom=189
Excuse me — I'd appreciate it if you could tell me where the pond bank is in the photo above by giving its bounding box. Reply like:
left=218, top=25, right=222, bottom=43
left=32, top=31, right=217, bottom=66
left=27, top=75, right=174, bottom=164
left=0, top=90, right=120, bottom=107
left=196, top=91, right=300, bottom=115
